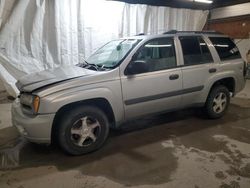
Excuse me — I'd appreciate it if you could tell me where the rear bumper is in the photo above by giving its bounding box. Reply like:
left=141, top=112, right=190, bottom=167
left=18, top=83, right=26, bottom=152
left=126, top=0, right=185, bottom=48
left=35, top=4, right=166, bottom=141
left=11, top=99, right=55, bottom=144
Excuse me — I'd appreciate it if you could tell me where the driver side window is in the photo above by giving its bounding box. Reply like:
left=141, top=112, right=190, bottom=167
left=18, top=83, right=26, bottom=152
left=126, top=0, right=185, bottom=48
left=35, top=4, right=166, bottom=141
left=132, top=37, right=177, bottom=74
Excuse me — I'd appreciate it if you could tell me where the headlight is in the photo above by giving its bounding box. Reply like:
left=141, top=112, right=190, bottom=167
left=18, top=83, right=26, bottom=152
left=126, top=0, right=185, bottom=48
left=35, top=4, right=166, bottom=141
left=20, top=94, right=40, bottom=113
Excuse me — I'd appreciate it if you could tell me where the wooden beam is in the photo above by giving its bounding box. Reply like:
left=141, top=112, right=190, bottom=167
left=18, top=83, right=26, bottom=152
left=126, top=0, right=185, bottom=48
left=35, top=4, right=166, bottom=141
left=205, top=16, right=250, bottom=39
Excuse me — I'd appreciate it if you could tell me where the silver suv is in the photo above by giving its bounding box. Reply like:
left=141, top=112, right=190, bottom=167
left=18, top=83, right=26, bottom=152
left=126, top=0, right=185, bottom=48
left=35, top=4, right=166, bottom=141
left=12, top=31, right=246, bottom=155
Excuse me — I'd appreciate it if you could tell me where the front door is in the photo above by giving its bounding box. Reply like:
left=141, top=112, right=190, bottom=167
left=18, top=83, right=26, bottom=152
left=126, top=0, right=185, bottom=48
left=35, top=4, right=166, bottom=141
left=120, top=37, right=183, bottom=119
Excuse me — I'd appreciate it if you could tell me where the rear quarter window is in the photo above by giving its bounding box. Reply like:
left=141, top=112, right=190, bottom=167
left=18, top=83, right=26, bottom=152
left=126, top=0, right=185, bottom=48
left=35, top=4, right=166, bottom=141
left=209, top=37, right=241, bottom=61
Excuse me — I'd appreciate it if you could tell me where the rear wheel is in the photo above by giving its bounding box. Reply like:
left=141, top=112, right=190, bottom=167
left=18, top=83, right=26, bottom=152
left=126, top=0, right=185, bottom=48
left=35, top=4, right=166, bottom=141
left=204, top=85, right=230, bottom=119
left=57, top=106, right=109, bottom=155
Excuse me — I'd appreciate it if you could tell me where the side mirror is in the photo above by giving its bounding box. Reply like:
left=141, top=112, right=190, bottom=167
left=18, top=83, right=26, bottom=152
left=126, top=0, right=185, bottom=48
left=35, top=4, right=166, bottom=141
left=125, top=60, right=148, bottom=75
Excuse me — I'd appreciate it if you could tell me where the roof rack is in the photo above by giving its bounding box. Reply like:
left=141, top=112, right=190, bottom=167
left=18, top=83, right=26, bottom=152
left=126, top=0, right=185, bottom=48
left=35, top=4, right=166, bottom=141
left=135, top=33, right=145, bottom=36
left=163, top=30, right=178, bottom=34
left=162, top=30, right=223, bottom=35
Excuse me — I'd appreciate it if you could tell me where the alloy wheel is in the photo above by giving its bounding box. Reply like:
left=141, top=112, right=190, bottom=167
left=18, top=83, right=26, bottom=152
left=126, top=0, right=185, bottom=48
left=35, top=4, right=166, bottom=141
left=212, top=92, right=227, bottom=114
left=70, top=116, right=101, bottom=147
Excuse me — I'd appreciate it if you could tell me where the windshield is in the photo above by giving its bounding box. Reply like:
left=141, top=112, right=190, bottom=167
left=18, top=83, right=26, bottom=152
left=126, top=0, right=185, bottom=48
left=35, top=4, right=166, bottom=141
left=87, top=39, right=141, bottom=68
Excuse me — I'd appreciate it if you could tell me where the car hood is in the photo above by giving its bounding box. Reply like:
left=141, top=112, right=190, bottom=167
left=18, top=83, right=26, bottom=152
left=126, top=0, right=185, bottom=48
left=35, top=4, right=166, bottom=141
left=16, top=65, right=97, bottom=92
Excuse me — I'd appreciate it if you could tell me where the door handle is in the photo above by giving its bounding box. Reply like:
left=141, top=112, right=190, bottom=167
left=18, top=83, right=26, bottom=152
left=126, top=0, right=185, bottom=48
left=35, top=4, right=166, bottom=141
left=169, top=74, right=179, bottom=80
left=209, top=68, right=217, bottom=73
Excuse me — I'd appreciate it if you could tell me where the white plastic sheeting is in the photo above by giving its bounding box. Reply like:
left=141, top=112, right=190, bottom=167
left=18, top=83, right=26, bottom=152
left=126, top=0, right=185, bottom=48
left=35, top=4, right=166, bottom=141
left=0, top=0, right=208, bottom=97
left=121, top=4, right=209, bottom=36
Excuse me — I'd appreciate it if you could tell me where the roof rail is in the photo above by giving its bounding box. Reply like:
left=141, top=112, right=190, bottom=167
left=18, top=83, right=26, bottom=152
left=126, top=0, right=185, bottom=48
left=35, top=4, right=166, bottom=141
left=135, top=33, right=145, bottom=36
left=193, top=30, right=223, bottom=35
left=162, top=30, right=178, bottom=34
left=162, top=30, right=223, bottom=35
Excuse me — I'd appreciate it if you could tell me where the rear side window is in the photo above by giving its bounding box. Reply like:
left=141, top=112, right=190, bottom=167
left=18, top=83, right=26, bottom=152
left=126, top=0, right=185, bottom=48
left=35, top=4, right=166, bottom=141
left=209, top=37, right=241, bottom=61
left=179, top=36, right=213, bottom=66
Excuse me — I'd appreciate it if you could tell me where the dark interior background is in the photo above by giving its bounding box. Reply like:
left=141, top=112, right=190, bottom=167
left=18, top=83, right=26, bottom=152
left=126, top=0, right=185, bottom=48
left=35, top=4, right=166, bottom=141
left=113, top=0, right=250, bottom=10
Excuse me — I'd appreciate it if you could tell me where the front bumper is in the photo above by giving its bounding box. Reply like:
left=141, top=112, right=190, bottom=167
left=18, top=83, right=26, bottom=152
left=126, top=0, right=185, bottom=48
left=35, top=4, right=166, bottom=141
left=12, top=99, right=55, bottom=144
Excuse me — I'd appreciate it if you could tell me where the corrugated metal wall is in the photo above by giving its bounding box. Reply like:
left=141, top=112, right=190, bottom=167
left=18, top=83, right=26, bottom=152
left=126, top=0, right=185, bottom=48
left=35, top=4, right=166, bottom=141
left=210, top=3, right=250, bottom=20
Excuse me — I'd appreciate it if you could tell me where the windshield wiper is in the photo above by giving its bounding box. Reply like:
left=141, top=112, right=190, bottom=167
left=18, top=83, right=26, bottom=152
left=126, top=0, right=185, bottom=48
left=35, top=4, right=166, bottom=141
left=95, top=64, right=112, bottom=70
left=77, top=60, right=110, bottom=71
left=77, top=60, right=100, bottom=71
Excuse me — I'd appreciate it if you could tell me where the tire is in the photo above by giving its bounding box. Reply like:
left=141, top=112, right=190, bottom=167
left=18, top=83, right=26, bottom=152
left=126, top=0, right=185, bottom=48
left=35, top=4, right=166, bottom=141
left=57, top=106, right=109, bottom=155
left=204, top=85, right=230, bottom=119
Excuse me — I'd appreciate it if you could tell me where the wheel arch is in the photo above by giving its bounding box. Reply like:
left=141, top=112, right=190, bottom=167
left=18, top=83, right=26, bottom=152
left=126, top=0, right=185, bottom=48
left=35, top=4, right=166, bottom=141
left=51, top=98, right=115, bottom=143
left=207, top=77, right=236, bottom=100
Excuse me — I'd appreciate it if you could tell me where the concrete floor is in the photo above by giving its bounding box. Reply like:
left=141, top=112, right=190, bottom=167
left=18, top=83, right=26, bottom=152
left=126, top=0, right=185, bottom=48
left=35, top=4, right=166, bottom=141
left=0, top=82, right=250, bottom=188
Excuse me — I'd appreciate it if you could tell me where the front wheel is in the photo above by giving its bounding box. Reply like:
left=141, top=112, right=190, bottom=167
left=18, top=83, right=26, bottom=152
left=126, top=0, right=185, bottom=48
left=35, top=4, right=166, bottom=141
left=57, top=106, right=109, bottom=155
left=204, top=85, right=230, bottom=119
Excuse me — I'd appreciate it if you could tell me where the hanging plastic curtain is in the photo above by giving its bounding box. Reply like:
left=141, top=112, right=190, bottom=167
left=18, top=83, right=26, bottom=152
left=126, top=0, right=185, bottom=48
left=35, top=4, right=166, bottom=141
left=0, top=0, right=208, bottom=97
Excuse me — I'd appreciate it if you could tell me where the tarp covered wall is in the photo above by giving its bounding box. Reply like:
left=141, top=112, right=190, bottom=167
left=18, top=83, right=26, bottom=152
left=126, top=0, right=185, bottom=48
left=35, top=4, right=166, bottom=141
left=0, top=0, right=208, bottom=97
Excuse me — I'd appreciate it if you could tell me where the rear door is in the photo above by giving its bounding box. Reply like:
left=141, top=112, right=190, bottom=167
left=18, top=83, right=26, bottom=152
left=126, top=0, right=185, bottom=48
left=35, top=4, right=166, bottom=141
left=179, top=36, right=217, bottom=107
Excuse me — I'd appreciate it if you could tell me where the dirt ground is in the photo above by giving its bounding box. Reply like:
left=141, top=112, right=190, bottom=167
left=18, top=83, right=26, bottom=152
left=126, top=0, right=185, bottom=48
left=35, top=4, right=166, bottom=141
left=0, top=97, right=250, bottom=188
